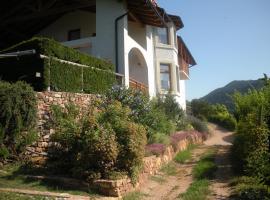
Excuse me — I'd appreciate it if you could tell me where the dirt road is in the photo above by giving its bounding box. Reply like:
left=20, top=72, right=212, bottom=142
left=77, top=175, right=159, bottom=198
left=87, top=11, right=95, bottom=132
left=136, top=124, right=234, bottom=200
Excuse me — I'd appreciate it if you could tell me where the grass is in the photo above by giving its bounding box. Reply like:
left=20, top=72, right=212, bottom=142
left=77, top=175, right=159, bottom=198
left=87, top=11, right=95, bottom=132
left=161, top=162, right=178, bottom=176
left=179, top=148, right=217, bottom=200
left=174, top=144, right=197, bottom=164
left=150, top=175, right=167, bottom=183
left=192, top=149, right=217, bottom=179
left=0, top=192, right=54, bottom=200
left=0, top=163, right=96, bottom=197
left=178, top=179, right=210, bottom=200
left=123, top=191, right=149, bottom=200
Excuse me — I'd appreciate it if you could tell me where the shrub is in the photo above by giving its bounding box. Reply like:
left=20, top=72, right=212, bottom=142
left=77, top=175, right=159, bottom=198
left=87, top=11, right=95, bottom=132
left=232, top=85, right=270, bottom=183
left=186, top=116, right=209, bottom=133
left=148, top=132, right=170, bottom=145
left=0, top=37, right=115, bottom=93
left=145, top=143, right=166, bottom=156
left=155, top=94, right=184, bottom=122
left=98, top=101, right=147, bottom=183
left=230, top=176, right=270, bottom=200
left=0, top=81, right=37, bottom=160
left=49, top=100, right=147, bottom=184
left=232, top=116, right=270, bottom=181
left=209, top=114, right=236, bottom=131
left=106, top=86, right=175, bottom=141
left=49, top=103, right=119, bottom=180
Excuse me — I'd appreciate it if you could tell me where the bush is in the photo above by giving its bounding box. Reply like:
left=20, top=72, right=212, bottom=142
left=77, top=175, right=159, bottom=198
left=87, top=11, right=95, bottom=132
left=0, top=37, right=115, bottom=93
left=98, top=101, right=147, bottom=183
left=230, top=176, right=270, bottom=200
left=145, top=143, right=166, bottom=156
left=0, top=81, right=37, bottom=160
left=106, top=86, right=175, bottom=142
left=49, top=100, right=147, bottom=184
left=232, top=85, right=270, bottom=183
left=209, top=114, right=237, bottom=131
left=186, top=116, right=209, bottom=133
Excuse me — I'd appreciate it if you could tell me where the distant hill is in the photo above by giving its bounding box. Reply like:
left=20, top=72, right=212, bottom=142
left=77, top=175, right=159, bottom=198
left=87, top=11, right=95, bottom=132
left=200, top=80, right=265, bottom=111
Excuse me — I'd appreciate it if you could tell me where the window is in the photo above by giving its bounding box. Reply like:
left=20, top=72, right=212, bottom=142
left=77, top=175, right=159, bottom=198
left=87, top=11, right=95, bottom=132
left=68, top=29, right=81, bottom=41
left=160, top=63, right=171, bottom=90
left=157, top=27, right=169, bottom=44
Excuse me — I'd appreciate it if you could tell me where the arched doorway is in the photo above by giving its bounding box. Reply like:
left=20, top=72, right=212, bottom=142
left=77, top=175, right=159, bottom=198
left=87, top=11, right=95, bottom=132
left=128, top=48, right=148, bottom=93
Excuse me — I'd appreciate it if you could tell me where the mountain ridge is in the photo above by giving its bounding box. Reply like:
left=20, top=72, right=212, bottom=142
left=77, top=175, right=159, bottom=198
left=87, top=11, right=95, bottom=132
left=200, top=79, right=264, bottom=110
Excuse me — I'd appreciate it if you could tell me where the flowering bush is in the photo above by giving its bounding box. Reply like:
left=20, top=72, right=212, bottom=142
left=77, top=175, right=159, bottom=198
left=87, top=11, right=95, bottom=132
left=145, top=143, right=166, bottom=156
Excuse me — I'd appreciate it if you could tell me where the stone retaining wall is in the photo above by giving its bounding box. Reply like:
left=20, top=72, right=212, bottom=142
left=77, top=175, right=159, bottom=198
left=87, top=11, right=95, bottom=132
left=24, top=91, right=205, bottom=197
left=25, top=91, right=96, bottom=164
left=93, top=135, right=204, bottom=197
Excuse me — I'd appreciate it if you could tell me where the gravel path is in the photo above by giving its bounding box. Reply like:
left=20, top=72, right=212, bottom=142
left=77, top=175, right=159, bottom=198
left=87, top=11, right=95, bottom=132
left=206, top=124, right=234, bottom=200
left=136, top=123, right=234, bottom=200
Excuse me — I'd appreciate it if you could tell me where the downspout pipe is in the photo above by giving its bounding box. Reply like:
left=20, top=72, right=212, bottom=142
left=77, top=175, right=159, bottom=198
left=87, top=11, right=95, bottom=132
left=115, top=12, right=129, bottom=73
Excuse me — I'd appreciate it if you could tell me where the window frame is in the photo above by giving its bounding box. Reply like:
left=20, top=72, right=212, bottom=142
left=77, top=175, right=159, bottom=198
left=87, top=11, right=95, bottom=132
left=68, top=29, right=81, bottom=41
left=157, top=27, right=170, bottom=45
left=159, top=63, right=171, bottom=91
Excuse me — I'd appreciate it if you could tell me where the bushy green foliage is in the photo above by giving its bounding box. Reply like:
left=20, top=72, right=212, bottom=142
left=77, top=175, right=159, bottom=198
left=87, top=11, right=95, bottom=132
left=230, top=176, right=270, bottom=200
left=0, top=81, right=37, bottom=160
left=190, top=99, right=212, bottom=120
left=186, top=116, right=209, bottom=133
left=208, top=104, right=237, bottom=131
left=155, top=94, right=185, bottom=122
left=106, top=86, right=176, bottom=142
left=232, top=79, right=270, bottom=185
left=98, top=101, right=147, bottom=183
left=0, top=37, right=115, bottom=93
left=1, top=37, right=114, bottom=71
left=190, top=99, right=236, bottom=131
left=49, top=100, right=147, bottom=183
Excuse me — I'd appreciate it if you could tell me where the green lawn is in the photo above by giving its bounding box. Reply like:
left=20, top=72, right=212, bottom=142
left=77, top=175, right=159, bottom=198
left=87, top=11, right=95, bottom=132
left=0, top=163, right=96, bottom=197
left=0, top=192, right=54, bottom=200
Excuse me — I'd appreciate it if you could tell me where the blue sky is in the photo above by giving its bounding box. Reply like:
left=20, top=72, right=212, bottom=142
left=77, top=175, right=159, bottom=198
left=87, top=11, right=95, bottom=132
left=157, top=0, right=270, bottom=100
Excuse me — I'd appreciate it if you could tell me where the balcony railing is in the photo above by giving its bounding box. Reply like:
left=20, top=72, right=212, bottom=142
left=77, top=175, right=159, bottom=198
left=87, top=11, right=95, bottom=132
left=115, top=73, right=149, bottom=94
left=129, top=77, right=149, bottom=94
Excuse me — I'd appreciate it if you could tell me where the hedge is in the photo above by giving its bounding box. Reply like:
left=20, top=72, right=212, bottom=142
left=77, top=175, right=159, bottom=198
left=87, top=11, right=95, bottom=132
left=1, top=37, right=114, bottom=71
left=0, top=37, right=116, bottom=93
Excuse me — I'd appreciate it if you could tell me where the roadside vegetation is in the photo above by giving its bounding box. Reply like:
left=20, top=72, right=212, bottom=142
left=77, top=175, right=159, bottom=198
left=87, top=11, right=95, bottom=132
left=189, top=99, right=236, bottom=131
left=230, top=75, right=270, bottom=199
left=0, top=81, right=209, bottom=197
left=179, top=148, right=217, bottom=200
left=0, top=192, right=54, bottom=200
left=174, top=144, right=197, bottom=164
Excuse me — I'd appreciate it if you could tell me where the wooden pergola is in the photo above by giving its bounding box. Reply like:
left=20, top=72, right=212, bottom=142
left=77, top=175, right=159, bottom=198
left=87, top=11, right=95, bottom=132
left=0, top=0, right=183, bottom=50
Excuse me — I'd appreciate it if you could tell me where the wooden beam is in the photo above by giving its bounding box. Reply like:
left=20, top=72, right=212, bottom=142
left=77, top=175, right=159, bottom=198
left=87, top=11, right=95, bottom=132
left=2, top=0, right=95, bottom=25
left=0, top=1, right=30, bottom=21
left=128, top=12, right=143, bottom=25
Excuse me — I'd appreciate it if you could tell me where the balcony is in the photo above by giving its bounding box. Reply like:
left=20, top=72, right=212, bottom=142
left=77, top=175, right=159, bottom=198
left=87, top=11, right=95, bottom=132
left=129, top=78, right=149, bottom=94
left=62, top=37, right=95, bottom=54
left=115, top=73, right=149, bottom=94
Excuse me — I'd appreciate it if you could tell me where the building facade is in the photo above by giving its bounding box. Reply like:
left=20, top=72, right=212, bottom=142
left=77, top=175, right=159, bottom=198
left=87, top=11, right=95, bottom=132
left=36, top=0, right=196, bottom=109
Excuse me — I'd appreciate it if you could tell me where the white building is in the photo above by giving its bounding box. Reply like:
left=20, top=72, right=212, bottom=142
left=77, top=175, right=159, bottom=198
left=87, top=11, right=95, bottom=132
left=36, top=0, right=196, bottom=110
